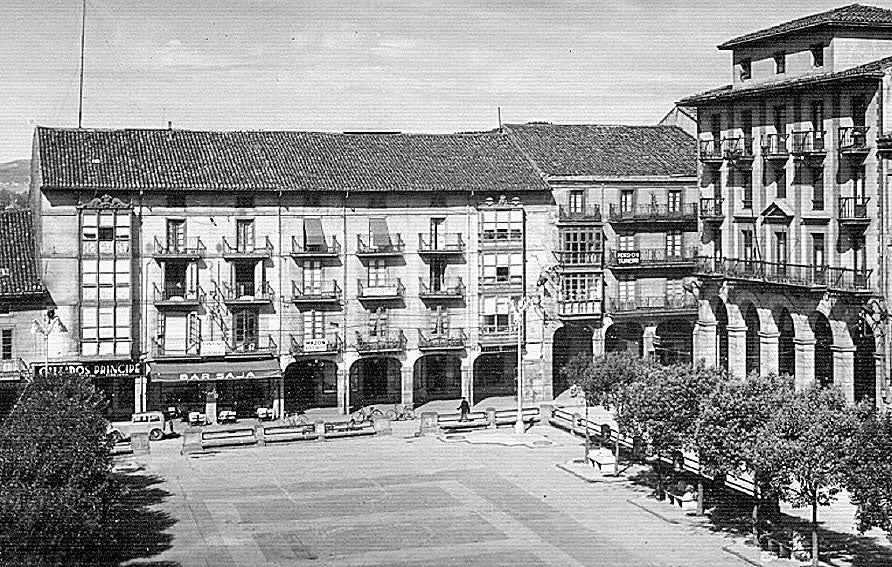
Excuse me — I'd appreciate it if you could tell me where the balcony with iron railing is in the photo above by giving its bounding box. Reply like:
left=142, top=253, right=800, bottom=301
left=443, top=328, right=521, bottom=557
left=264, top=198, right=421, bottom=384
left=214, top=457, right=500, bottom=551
left=418, top=233, right=465, bottom=254
left=556, top=295, right=602, bottom=319
left=418, top=329, right=467, bottom=350
left=607, top=294, right=698, bottom=316
left=357, top=278, right=404, bottom=300
left=153, top=283, right=204, bottom=308
left=761, top=133, right=790, bottom=160
left=290, top=235, right=341, bottom=258
left=838, top=196, right=871, bottom=229
left=839, top=126, right=870, bottom=155
left=152, top=236, right=206, bottom=260
left=222, top=281, right=274, bottom=305
left=478, top=324, right=518, bottom=345
left=557, top=204, right=602, bottom=223
left=553, top=250, right=603, bottom=269
left=291, top=280, right=342, bottom=304
left=698, top=139, right=723, bottom=162
left=290, top=332, right=342, bottom=356
left=418, top=277, right=465, bottom=299
left=699, top=197, right=724, bottom=222
left=152, top=334, right=278, bottom=359
left=356, top=234, right=405, bottom=256
left=0, top=358, right=26, bottom=378
left=608, top=203, right=697, bottom=223
left=228, top=335, right=278, bottom=357
left=721, top=137, right=755, bottom=161
left=355, top=330, right=406, bottom=353
left=222, top=236, right=274, bottom=260
left=790, top=130, right=826, bottom=156
left=694, top=257, right=872, bottom=293
left=607, top=247, right=699, bottom=269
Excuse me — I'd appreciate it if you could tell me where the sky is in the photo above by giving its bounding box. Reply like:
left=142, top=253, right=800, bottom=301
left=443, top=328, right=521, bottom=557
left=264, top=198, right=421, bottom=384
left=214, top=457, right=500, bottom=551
left=1, top=0, right=883, bottom=161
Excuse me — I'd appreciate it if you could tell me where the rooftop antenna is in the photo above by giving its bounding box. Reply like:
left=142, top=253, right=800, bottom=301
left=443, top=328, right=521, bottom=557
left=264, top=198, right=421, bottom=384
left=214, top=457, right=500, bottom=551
left=77, top=0, right=87, bottom=128
left=498, top=107, right=502, bottom=133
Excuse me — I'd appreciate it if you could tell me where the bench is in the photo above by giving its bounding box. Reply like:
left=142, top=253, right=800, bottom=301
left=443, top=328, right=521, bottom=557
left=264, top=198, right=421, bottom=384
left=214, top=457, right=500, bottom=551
left=201, top=427, right=257, bottom=448
left=324, top=420, right=376, bottom=439
left=586, top=448, right=617, bottom=470
left=438, top=411, right=489, bottom=432
left=263, top=423, right=318, bottom=443
left=666, top=490, right=698, bottom=512
left=493, top=408, right=540, bottom=428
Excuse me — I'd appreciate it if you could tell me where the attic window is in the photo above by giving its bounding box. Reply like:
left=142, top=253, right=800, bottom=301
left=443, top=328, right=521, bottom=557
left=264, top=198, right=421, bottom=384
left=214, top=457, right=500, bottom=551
left=811, top=44, right=824, bottom=68
left=774, top=51, right=786, bottom=74
left=0, top=268, right=9, bottom=277
left=740, top=58, right=752, bottom=81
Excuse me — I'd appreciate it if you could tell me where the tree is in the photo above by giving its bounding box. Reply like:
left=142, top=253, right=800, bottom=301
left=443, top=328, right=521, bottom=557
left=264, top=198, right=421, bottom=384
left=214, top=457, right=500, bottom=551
left=618, top=362, right=723, bottom=501
left=694, top=372, right=794, bottom=541
left=843, top=405, right=892, bottom=543
left=772, top=385, right=859, bottom=566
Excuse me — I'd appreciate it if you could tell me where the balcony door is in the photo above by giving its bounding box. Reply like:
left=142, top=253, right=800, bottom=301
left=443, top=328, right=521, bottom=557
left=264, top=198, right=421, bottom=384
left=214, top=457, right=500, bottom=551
left=166, top=219, right=185, bottom=252
left=774, top=231, right=788, bottom=277
left=368, top=259, right=387, bottom=286
left=620, top=190, right=634, bottom=214
left=236, top=219, right=255, bottom=253
left=430, top=218, right=445, bottom=249
left=430, top=258, right=446, bottom=292
left=429, top=306, right=448, bottom=336
left=568, top=190, right=584, bottom=214
left=667, top=190, right=681, bottom=213
left=666, top=231, right=683, bottom=259
left=234, top=263, right=255, bottom=297
left=303, top=260, right=322, bottom=295
left=233, top=308, right=258, bottom=350
left=368, top=308, right=388, bottom=338
left=164, top=262, right=188, bottom=299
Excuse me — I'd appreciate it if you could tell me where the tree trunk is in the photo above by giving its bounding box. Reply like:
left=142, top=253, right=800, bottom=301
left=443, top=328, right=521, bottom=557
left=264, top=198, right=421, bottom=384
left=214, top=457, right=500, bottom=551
left=655, top=450, right=664, bottom=500
left=812, top=493, right=819, bottom=567
left=613, top=430, right=620, bottom=476
left=696, top=479, right=704, bottom=516
left=583, top=400, right=590, bottom=462
left=752, top=483, right=760, bottom=543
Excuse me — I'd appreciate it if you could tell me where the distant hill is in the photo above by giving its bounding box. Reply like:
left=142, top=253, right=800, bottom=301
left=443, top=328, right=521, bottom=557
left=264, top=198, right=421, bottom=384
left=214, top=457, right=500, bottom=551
left=0, top=160, right=30, bottom=209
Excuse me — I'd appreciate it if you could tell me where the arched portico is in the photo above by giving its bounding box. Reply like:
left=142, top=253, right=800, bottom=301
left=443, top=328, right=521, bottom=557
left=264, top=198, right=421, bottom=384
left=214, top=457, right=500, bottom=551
left=284, top=359, right=338, bottom=412
left=349, top=357, right=402, bottom=411
left=413, top=354, right=462, bottom=407
left=776, top=308, right=795, bottom=377
left=744, top=304, right=761, bottom=375
left=854, top=317, right=877, bottom=404
left=552, top=324, right=594, bottom=396
left=473, top=351, right=517, bottom=403
left=605, top=322, right=644, bottom=357
left=655, top=319, right=693, bottom=365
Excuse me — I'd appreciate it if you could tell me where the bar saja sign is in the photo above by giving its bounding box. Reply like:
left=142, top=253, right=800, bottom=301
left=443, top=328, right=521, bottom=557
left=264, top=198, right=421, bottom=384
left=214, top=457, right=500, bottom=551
left=35, top=361, right=142, bottom=379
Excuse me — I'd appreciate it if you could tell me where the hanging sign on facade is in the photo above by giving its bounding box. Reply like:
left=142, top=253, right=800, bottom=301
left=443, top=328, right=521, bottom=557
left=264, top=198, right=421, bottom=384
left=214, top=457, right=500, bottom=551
left=34, top=360, right=142, bottom=379
left=615, top=250, right=641, bottom=265
left=303, top=339, right=328, bottom=352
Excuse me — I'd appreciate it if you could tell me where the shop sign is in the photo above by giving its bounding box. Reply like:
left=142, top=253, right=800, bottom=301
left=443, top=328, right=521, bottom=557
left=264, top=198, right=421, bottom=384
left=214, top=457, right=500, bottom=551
left=200, top=341, right=227, bottom=356
left=179, top=370, right=257, bottom=382
left=303, top=339, right=328, bottom=352
left=615, top=250, right=640, bottom=265
left=34, top=360, right=142, bottom=379
left=364, top=285, right=399, bottom=297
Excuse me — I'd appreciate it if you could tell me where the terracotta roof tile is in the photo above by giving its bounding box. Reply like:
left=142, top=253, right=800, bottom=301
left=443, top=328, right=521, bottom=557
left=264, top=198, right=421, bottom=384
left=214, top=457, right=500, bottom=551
left=0, top=210, right=44, bottom=299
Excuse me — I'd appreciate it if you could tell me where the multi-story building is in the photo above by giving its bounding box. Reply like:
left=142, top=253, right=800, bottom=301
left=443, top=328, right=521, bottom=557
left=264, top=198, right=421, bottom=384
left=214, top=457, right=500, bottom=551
left=30, top=127, right=566, bottom=420
left=680, top=3, right=892, bottom=409
left=0, top=210, right=47, bottom=414
left=504, top=123, right=698, bottom=392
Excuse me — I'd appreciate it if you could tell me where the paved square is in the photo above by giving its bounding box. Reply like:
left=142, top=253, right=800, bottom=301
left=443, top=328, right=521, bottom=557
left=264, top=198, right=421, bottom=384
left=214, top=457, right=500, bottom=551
left=129, top=426, right=754, bottom=566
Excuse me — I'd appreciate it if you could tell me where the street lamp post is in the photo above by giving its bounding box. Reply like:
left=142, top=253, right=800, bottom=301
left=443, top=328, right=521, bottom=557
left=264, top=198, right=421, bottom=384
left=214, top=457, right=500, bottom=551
left=515, top=302, right=524, bottom=435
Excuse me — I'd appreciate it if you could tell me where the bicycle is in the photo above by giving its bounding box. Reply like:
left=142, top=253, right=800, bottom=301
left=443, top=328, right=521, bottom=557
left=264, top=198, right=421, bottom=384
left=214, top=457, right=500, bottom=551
left=384, top=403, right=416, bottom=421
left=283, top=411, right=310, bottom=426
left=351, top=406, right=384, bottom=422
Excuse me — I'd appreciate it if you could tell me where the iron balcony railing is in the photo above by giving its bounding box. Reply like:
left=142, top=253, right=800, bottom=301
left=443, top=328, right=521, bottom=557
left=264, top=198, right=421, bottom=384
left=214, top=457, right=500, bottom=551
left=222, top=281, right=274, bottom=302
left=698, top=139, right=722, bottom=161
left=356, top=234, right=405, bottom=255
left=826, top=266, right=873, bottom=293
left=556, top=296, right=602, bottom=318
left=699, top=197, right=724, bottom=219
left=153, top=283, right=204, bottom=304
left=0, top=358, right=26, bottom=377
left=839, top=126, right=870, bottom=153
left=608, top=203, right=697, bottom=222
left=357, top=278, right=404, bottom=299
left=558, top=204, right=602, bottom=222
left=229, top=335, right=278, bottom=356
left=761, top=133, right=790, bottom=158
left=417, top=329, right=467, bottom=349
left=554, top=250, right=603, bottom=267
left=790, top=130, right=826, bottom=154
left=418, top=277, right=465, bottom=298
left=479, top=324, right=518, bottom=344
left=838, top=196, right=870, bottom=222
left=290, top=332, right=342, bottom=355
left=291, top=235, right=341, bottom=257
left=607, top=294, right=697, bottom=314
left=291, top=280, right=341, bottom=302
left=696, top=257, right=871, bottom=293
left=608, top=247, right=698, bottom=267
left=721, top=137, right=755, bottom=159
left=355, top=330, right=406, bottom=353
left=152, top=236, right=206, bottom=258
left=694, top=255, right=725, bottom=276
left=152, top=334, right=278, bottom=358
left=418, top=233, right=465, bottom=253
left=222, top=236, right=274, bottom=259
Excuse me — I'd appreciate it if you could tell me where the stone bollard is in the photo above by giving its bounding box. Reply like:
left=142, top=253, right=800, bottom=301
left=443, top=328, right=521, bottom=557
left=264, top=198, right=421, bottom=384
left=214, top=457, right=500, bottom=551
left=253, top=423, right=266, bottom=447
left=131, top=431, right=150, bottom=456
left=572, top=413, right=581, bottom=435
left=418, top=412, right=439, bottom=436
left=372, top=416, right=392, bottom=435
left=485, top=407, right=497, bottom=428
left=314, top=420, right=327, bottom=441
left=181, top=427, right=203, bottom=455
left=540, top=404, right=554, bottom=422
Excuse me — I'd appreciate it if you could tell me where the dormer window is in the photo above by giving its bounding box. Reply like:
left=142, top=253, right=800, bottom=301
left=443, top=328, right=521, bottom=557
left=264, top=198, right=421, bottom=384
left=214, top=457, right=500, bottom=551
left=810, top=44, right=824, bottom=68
left=740, top=58, right=752, bottom=81
left=774, top=51, right=786, bottom=74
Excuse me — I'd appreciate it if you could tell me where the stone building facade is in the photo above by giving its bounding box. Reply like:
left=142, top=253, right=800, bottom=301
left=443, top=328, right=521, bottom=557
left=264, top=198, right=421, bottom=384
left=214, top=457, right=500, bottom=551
left=680, top=3, right=892, bottom=409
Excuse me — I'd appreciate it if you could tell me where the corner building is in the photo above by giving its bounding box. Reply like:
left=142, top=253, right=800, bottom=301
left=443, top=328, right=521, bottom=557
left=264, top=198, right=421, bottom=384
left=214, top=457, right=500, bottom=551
left=31, top=127, right=561, bottom=418
left=680, top=3, right=892, bottom=409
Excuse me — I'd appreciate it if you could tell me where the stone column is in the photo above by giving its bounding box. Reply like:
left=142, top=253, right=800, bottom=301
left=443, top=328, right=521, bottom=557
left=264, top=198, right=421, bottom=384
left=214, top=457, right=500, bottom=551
left=833, top=346, right=856, bottom=404
left=205, top=381, right=218, bottom=425
left=727, top=325, right=747, bottom=378
left=462, top=354, right=476, bottom=405
left=759, top=331, right=779, bottom=376
left=401, top=353, right=419, bottom=407
left=135, top=374, right=146, bottom=414
left=793, top=338, right=816, bottom=390
left=592, top=323, right=606, bottom=357
left=643, top=325, right=658, bottom=359
left=339, top=354, right=357, bottom=415
left=272, top=375, right=285, bottom=418
left=694, top=320, right=717, bottom=367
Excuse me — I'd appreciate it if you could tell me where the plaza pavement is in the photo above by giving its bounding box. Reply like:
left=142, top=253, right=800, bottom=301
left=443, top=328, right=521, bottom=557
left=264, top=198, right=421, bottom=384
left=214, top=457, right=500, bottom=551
left=121, top=420, right=773, bottom=567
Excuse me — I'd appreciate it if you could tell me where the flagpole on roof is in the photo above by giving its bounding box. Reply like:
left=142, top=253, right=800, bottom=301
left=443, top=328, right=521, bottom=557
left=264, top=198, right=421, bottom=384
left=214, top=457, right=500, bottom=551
left=77, top=0, right=87, bottom=128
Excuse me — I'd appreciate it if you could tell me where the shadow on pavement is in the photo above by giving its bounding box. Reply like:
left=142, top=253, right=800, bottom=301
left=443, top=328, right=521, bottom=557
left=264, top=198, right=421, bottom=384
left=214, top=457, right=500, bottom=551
left=103, top=473, right=179, bottom=567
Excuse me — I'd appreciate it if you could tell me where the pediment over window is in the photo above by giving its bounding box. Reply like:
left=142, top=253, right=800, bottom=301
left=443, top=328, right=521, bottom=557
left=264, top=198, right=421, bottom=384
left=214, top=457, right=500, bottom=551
left=760, top=200, right=794, bottom=224
left=78, top=194, right=132, bottom=210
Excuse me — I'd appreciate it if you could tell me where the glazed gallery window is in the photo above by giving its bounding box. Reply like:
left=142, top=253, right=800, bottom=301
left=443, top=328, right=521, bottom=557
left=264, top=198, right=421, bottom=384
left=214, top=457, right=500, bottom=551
left=302, top=260, right=323, bottom=294
left=233, top=309, right=259, bottom=349
left=481, top=252, right=522, bottom=285
left=561, top=228, right=602, bottom=262
left=482, top=296, right=513, bottom=333
left=1, top=329, right=11, bottom=359
left=81, top=209, right=132, bottom=357
left=428, top=306, right=449, bottom=335
left=480, top=209, right=523, bottom=243
left=561, top=274, right=598, bottom=300
left=303, top=310, right=325, bottom=340
left=666, top=231, right=683, bottom=257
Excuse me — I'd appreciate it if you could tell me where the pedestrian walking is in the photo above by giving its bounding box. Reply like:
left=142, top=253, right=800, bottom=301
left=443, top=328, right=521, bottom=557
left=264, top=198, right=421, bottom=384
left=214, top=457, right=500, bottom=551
left=458, top=398, right=471, bottom=421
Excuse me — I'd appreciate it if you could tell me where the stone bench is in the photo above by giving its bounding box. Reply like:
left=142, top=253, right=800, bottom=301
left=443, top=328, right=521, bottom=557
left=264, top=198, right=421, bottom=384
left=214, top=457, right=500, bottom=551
left=586, top=448, right=617, bottom=471
left=493, top=408, right=540, bottom=427
left=324, top=421, right=376, bottom=439
left=666, top=490, right=698, bottom=512
left=439, top=412, right=489, bottom=432
left=201, top=427, right=257, bottom=448
left=263, top=423, right=318, bottom=443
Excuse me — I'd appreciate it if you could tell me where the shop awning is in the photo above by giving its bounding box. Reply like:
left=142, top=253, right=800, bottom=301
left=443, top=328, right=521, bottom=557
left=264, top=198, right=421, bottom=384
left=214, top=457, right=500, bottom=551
left=369, top=217, right=392, bottom=247
left=303, top=218, right=325, bottom=246
left=149, top=358, right=281, bottom=383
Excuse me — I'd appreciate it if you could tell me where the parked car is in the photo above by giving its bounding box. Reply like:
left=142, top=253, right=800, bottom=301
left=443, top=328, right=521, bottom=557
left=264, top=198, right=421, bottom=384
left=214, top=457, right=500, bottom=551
left=107, top=411, right=167, bottom=443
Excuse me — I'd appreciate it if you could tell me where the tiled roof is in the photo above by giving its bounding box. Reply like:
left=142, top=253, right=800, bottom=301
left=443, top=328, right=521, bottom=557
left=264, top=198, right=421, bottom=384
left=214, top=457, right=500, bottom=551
left=35, top=127, right=550, bottom=193
left=0, top=210, right=44, bottom=299
left=678, top=55, right=892, bottom=105
left=719, top=4, right=892, bottom=49
left=504, top=123, right=697, bottom=178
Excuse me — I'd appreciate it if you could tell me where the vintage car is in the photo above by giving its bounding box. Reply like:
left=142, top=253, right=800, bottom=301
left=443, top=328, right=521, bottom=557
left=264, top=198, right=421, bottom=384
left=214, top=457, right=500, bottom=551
left=107, top=411, right=167, bottom=443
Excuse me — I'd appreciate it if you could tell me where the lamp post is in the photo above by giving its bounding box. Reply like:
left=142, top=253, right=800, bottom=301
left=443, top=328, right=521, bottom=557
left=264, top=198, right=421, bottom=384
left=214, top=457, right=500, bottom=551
left=32, top=309, right=68, bottom=375
left=512, top=296, right=540, bottom=435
